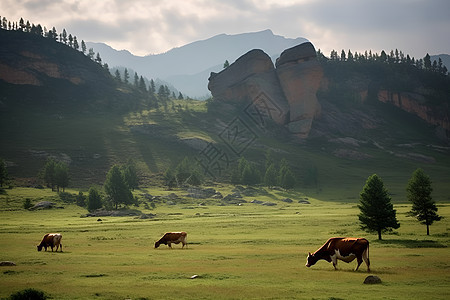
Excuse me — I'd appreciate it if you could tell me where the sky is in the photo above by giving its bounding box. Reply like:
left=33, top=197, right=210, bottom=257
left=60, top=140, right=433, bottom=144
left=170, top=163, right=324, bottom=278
left=2, top=0, right=450, bottom=59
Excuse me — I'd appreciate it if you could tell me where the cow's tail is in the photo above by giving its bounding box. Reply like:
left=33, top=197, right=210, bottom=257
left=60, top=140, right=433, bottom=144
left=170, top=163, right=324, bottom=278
left=365, top=239, right=371, bottom=271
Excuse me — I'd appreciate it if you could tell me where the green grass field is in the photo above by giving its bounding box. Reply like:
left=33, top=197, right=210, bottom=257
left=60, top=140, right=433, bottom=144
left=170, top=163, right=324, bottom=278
left=0, top=187, right=449, bottom=299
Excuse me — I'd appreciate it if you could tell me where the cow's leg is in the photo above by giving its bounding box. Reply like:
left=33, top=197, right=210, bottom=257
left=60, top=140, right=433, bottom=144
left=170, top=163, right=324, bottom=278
left=168, top=242, right=172, bottom=249
left=331, top=255, right=338, bottom=270
left=355, top=256, right=363, bottom=271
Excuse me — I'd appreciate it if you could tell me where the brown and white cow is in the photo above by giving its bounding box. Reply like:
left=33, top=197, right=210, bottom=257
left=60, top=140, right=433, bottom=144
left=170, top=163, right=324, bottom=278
left=37, top=233, right=63, bottom=252
left=155, top=232, right=187, bottom=249
left=306, top=237, right=370, bottom=272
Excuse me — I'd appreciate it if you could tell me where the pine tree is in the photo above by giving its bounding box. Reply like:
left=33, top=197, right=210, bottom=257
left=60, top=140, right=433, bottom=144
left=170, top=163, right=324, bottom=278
left=114, top=69, right=121, bottom=82
left=264, top=163, right=277, bottom=188
left=124, top=68, right=129, bottom=83
left=104, top=165, right=133, bottom=209
left=406, top=168, right=441, bottom=235
left=358, top=174, right=400, bottom=240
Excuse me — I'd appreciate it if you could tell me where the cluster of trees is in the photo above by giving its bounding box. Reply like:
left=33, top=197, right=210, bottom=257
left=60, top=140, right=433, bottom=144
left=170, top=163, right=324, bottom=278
left=113, top=67, right=184, bottom=109
left=164, top=157, right=203, bottom=188
left=319, top=48, right=448, bottom=75
left=358, top=168, right=441, bottom=239
left=40, top=158, right=70, bottom=192
left=76, top=161, right=139, bottom=211
left=1, top=16, right=188, bottom=110
left=0, top=16, right=100, bottom=65
left=231, top=151, right=296, bottom=189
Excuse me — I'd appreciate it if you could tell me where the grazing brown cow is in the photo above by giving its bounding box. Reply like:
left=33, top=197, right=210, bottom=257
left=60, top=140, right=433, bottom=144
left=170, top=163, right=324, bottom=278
left=306, top=237, right=370, bottom=272
left=155, top=232, right=187, bottom=249
left=37, top=233, right=63, bottom=252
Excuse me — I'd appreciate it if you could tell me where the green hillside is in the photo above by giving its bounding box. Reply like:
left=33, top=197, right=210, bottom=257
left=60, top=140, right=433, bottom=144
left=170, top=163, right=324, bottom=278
left=1, top=28, right=449, bottom=203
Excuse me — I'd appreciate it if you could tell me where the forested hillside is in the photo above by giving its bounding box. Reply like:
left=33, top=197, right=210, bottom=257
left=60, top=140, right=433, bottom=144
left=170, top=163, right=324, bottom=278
left=0, top=16, right=449, bottom=203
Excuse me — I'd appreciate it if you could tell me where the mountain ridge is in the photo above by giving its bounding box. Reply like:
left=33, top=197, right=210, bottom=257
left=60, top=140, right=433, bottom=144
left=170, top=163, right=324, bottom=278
left=87, top=30, right=308, bottom=97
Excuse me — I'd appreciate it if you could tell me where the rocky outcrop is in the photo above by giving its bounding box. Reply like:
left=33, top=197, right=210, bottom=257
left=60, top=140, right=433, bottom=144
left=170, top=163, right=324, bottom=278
left=378, top=90, right=450, bottom=132
left=276, top=42, right=323, bottom=137
left=208, top=49, right=289, bottom=125
left=208, top=42, right=323, bottom=138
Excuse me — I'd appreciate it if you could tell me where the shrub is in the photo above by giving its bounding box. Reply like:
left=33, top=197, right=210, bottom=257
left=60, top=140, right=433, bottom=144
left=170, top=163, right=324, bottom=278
left=10, top=288, right=48, bottom=300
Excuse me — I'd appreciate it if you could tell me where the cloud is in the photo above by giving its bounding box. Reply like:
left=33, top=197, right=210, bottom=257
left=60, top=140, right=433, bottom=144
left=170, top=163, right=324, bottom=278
left=1, top=0, right=449, bottom=57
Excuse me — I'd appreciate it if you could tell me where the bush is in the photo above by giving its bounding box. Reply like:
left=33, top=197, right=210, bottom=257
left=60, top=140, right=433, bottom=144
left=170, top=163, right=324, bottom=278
left=10, top=288, right=48, bottom=300
left=59, top=191, right=76, bottom=203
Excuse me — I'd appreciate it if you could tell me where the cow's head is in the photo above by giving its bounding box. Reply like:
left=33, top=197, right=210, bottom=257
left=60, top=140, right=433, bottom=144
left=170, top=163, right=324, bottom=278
left=37, top=245, right=43, bottom=252
left=306, top=252, right=318, bottom=267
left=154, top=241, right=160, bottom=248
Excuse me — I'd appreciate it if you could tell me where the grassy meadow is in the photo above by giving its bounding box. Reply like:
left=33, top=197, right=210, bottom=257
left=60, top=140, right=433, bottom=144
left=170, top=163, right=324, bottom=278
left=0, top=187, right=449, bottom=299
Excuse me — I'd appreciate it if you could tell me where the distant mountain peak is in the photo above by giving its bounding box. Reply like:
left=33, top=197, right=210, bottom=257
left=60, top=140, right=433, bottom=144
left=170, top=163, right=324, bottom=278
left=87, top=30, right=308, bottom=98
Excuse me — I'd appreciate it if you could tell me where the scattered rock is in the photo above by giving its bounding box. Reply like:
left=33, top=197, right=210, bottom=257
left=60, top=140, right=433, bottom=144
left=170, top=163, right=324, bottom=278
left=137, top=213, right=156, bottom=219
left=0, top=261, right=16, bottom=266
left=281, top=198, right=293, bottom=203
left=298, top=198, right=310, bottom=204
left=363, top=275, right=382, bottom=284
left=186, top=187, right=217, bottom=199
left=29, top=201, right=58, bottom=210
left=84, top=209, right=142, bottom=217
left=190, top=274, right=200, bottom=279
left=97, top=218, right=102, bottom=222
left=250, top=199, right=263, bottom=204
left=262, top=202, right=277, bottom=206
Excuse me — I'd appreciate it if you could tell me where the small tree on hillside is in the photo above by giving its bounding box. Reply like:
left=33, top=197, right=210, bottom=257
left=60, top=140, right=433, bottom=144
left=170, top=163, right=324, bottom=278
left=358, top=174, right=400, bottom=240
left=122, top=160, right=139, bottom=190
left=55, top=162, right=69, bottom=192
left=264, top=163, right=278, bottom=188
left=104, top=165, right=133, bottom=209
left=87, top=186, right=102, bottom=212
left=406, top=168, right=441, bottom=235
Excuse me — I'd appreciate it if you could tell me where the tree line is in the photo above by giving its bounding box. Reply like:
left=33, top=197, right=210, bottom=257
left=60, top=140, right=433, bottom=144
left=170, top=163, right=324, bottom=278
left=1, top=16, right=185, bottom=110
left=318, top=48, right=448, bottom=76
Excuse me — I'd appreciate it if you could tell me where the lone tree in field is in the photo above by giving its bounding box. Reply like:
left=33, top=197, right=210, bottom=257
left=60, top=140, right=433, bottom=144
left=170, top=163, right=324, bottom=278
left=358, top=174, right=400, bottom=240
left=406, top=168, right=441, bottom=235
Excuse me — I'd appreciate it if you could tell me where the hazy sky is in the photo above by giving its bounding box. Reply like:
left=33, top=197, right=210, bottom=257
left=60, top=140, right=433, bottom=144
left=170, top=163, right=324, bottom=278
left=2, top=0, right=449, bottom=58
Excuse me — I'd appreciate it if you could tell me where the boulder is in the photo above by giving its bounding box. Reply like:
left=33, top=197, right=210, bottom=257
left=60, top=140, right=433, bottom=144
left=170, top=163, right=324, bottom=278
left=0, top=261, right=16, bottom=266
left=208, top=42, right=323, bottom=138
left=29, top=201, right=56, bottom=210
left=276, top=42, right=323, bottom=138
left=208, top=49, right=290, bottom=125
left=363, top=275, right=382, bottom=284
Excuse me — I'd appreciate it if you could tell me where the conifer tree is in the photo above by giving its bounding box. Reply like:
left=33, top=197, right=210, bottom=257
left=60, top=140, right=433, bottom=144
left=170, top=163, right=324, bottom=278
left=406, top=168, right=441, bottom=235
left=104, top=165, right=133, bottom=209
left=358, top=174, right=400, bottom=240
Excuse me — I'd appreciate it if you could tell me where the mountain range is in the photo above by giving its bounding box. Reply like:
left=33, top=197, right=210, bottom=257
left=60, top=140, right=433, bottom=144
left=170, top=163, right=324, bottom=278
left=87, top=30, right=308, bottom=98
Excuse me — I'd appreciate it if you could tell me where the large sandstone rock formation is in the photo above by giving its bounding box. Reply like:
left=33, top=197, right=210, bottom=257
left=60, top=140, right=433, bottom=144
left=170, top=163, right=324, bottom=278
left=208, top=42, right=323, bottom=138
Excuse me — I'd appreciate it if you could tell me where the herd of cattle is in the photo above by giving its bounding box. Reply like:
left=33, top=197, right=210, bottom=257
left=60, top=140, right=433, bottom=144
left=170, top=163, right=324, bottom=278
left=37, top=232, right=370, bottom=272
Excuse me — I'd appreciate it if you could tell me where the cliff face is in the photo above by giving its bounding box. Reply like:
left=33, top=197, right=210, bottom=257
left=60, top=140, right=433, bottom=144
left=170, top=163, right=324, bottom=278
left=378, top=90, right=450, bottom=132
left=208, top=42, right=323, bottom=138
